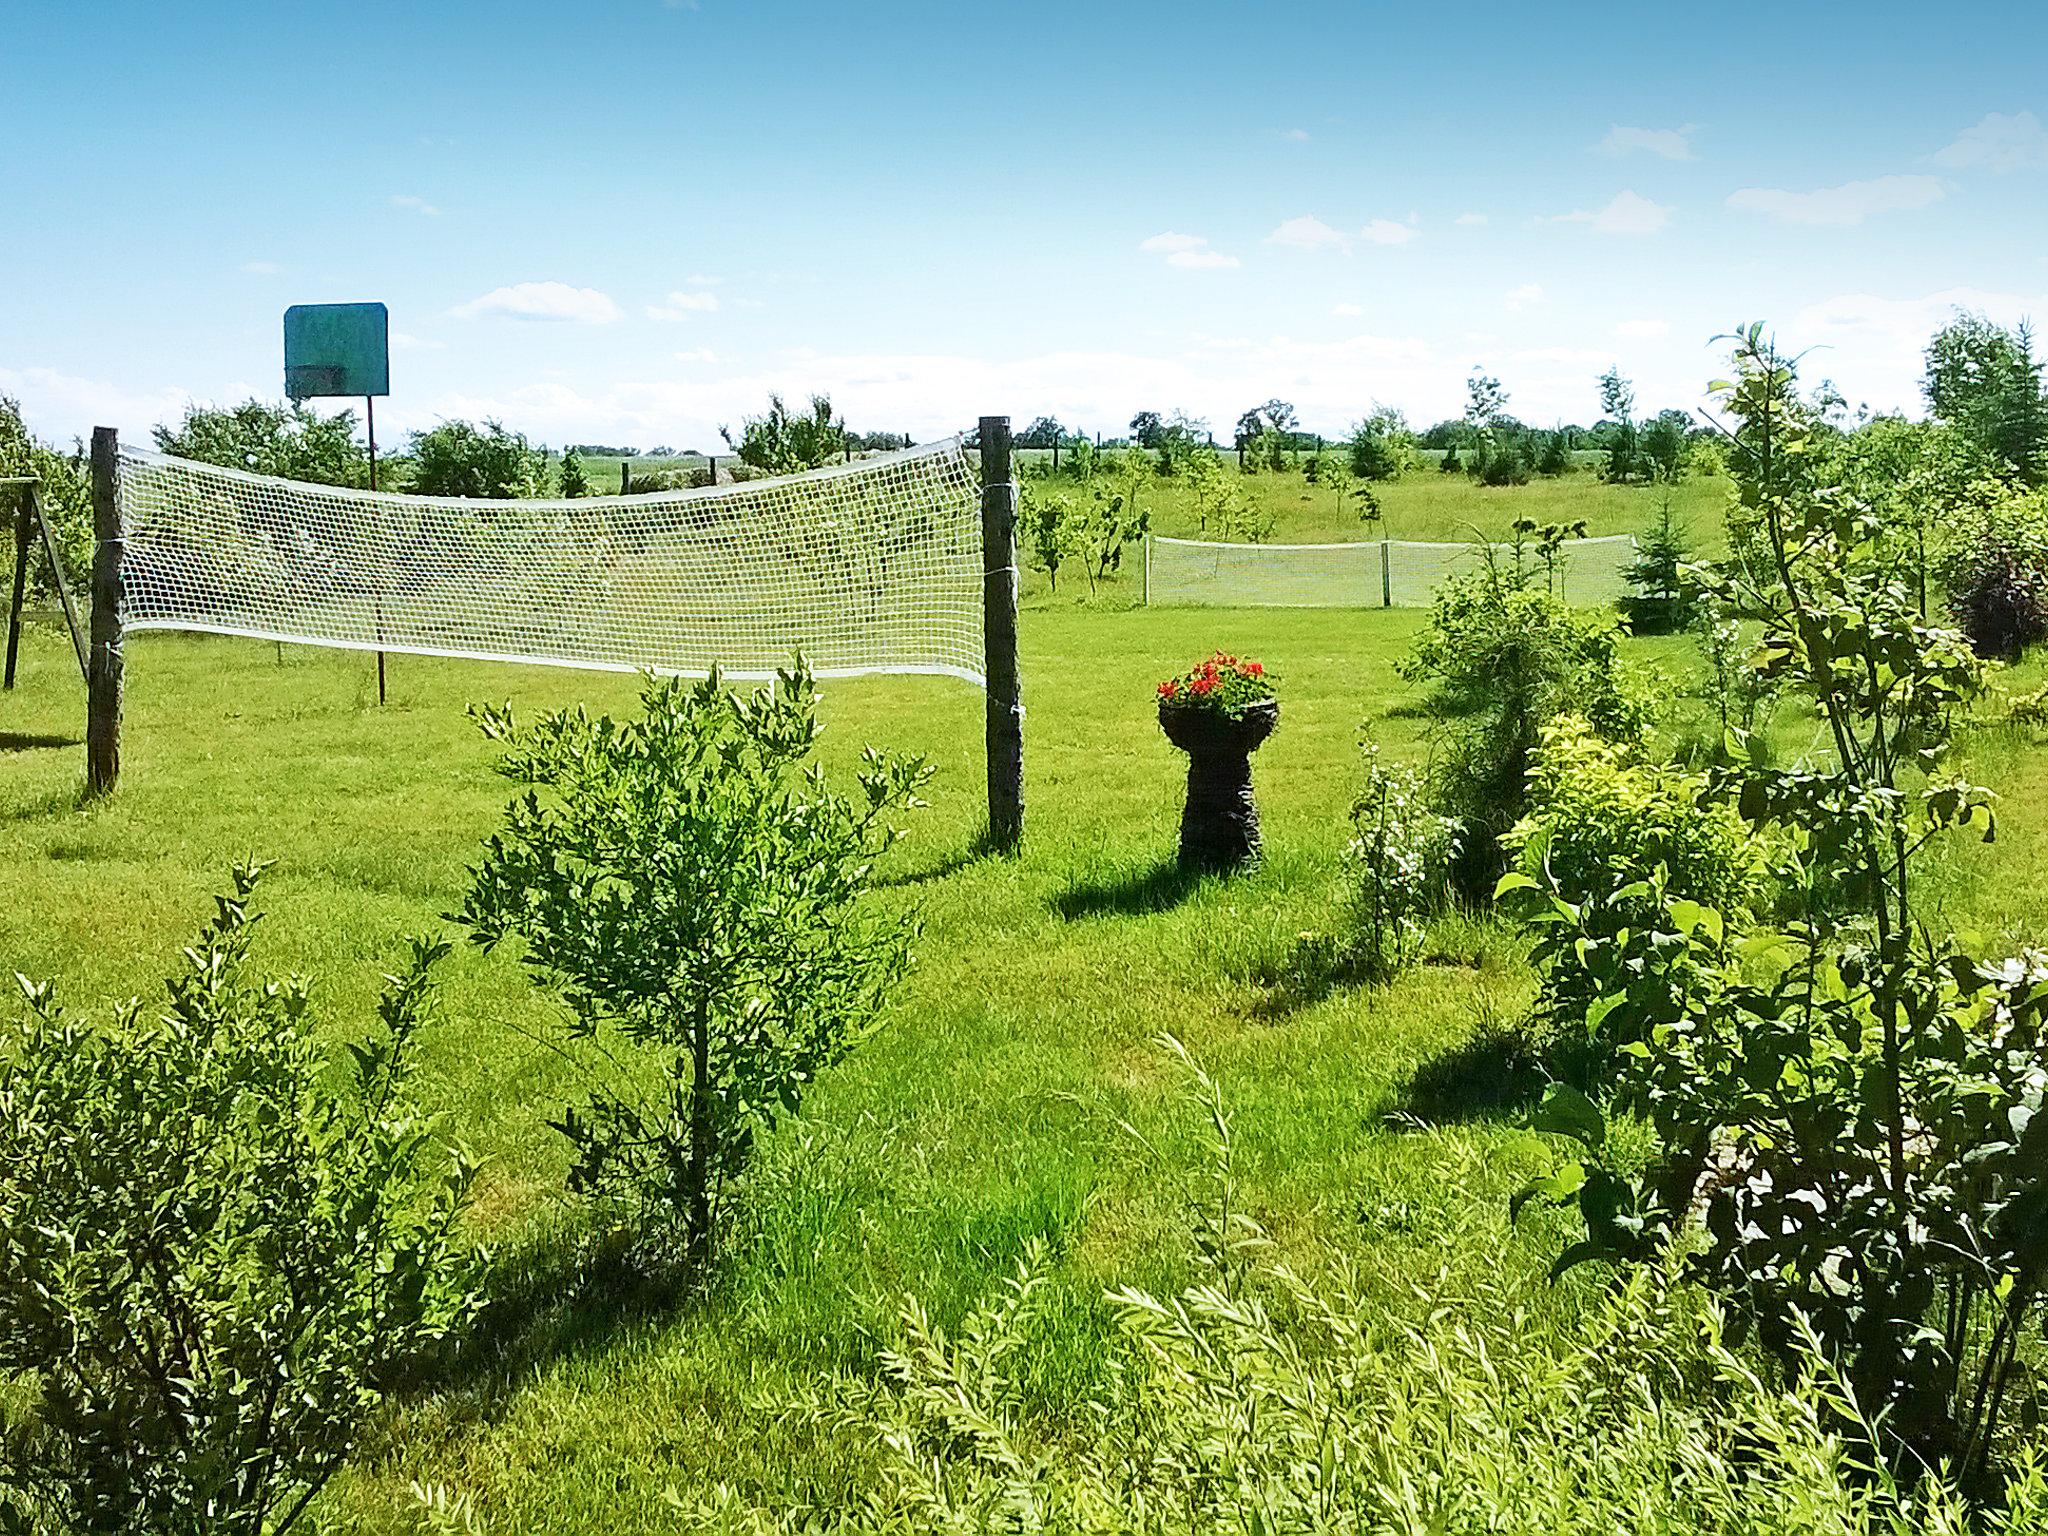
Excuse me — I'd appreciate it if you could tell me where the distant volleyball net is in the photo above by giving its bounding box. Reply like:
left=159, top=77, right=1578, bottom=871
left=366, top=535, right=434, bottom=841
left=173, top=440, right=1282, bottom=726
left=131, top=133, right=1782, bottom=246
left=1144, top=533, right=1637, bottom=609
left=113, top=438, right=988, bottom=683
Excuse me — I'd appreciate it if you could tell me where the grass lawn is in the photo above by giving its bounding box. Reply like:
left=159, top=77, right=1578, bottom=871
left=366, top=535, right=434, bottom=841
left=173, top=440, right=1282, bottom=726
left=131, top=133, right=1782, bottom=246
left=0, top=519, right=2039, bottom=1528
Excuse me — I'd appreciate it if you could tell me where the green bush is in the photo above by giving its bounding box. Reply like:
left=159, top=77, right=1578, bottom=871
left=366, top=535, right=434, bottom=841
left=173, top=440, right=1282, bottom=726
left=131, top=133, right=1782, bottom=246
left=461, top=662, right=931, bottom=1268
left=1345, top=742, right=1458, bottom=981
left=406, top=419, right=546, bottom=498
left=720, top=394, right=846, bottom=474
left=1398, top=559, right=1652, bottom=900
left=1932, top=478, right=2048, bottom=659
left=153, top=399, right=370, bottom=487
left=0, top=865, right=477, bottom=1535
left=0, top=395, right=90, bottom=598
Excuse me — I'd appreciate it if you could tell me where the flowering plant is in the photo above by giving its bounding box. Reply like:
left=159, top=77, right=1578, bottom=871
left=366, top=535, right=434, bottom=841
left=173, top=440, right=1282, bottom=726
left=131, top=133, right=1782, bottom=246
left=1156, top=651, right=1276, bottom=716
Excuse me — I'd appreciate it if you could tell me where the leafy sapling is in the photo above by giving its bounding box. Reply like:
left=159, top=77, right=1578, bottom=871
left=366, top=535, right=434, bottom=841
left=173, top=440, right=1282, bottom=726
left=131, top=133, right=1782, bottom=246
left=461, top=661, right=931, bottom=1268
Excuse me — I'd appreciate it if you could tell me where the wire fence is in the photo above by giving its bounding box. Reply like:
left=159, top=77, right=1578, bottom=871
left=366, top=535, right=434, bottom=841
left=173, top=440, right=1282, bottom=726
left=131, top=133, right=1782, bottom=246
left=1143, top=533, right=1638, bottom=609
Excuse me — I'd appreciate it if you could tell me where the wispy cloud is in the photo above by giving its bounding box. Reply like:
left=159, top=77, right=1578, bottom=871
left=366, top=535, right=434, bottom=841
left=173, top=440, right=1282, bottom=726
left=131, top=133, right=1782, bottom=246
left=1332, top=302, right=1364, bottom=317
left=647, top=290, right=722, bottom=320
left=1726, top=174, right=1943, bottom=226
left=240, top=260, right=280, bottom=276
left=1140, top=231, right=1240, bottom=268
left=1504, top=283, right=1545, bottom=311
left=450, top=281, right=622, bottom=323
left=1598, top=124, right=1698, bottom=160
left=1548, top=190, right=1671, bottom=235
left=1266, top=214, right=1350, bottom=252
left=390, top=194, right=442, bottom=216
left=1362, top=217, right=1419, bottom=246
left=1928, top=110, right=2048, bottom=173
left=1454, top=212, right=1488, bottom=227
left=673, top=347, right=719, bottom=363
left=1281, top=127, right=1310, bottom=142
left=391, top=332, right=445, bottom=351
left=1615, top=318, right=1671, bottom=339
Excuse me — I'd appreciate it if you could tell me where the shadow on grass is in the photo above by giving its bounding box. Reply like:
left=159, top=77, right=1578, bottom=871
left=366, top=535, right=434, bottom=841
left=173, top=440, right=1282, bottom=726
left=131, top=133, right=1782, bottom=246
left=875, top=828, right=1009, bottom=891
left=1395, top=1021, right=1546, bottom=1126
left=0, top=731, right=80, bottom=753
left=1053, top=857, right=1205, bottom=920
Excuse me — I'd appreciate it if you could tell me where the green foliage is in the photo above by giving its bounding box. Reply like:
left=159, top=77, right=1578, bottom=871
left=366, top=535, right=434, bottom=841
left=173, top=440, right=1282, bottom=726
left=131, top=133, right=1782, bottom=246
left=1399, top=554, right=1651, bottom=899
left=406, top=419, right=547, bottom=498
left=1014, top=416, right=1068, bottom=450
left=1127, top=410, right=1164, bottom=449
left=1513, top=324, right=2047, bottom=1480
left=557, top=447, right=590, bottom=498
left=460, top=664, right=930, bottom=1267
left=683, top=1040, right=2048, bottom=1536
left=1924, top=311, right=2048, bottom=485
left=1599, top=366, right=1642, bottom=484
left=1151, top=413, right=1210, bottom=477
left=1641, top=409, right=1693, bottom=483
left=1345, top=742, right=1457, bottom=981
left=720, top=394, right=846, bottom=475
left=1536, top=428, right=1573, bottom=477
left=1347, top=405, right=1415, bottom=482
left=1931, top=477, right=2048, bottom=659
left=1184, top=444, right=1270, bottom=541
left=0, top=865, right=477, bottom=1535
left=1155, top=650, right=1272, bottom=716
left=1621, top=493, right=1699, bottom=633
left=0, top=395, right=89, bottom=598
left=1020, top=479, right=1082, bottom=593
left=154, top=398, right=369, bottom=487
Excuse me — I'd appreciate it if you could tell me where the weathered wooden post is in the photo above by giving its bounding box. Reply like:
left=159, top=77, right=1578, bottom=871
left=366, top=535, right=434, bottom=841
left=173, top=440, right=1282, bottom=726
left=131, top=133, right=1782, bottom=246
left=979, top=415, right=1023, bottom=853
left=3, top=479, right=32, bottom=689
left=1381, top=538, right=1392, bottom=608
left=86, top=427, right=124, bottom=795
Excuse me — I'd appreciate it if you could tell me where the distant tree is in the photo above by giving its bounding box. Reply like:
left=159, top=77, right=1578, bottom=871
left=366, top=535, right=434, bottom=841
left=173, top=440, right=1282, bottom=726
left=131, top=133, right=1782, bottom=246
left=1129, top=411, right=1165, bottom=449
left=1348, top=406, right=1416, bottom=481
left=155, top=399, right=370, bottom=488
left=1641, top=410, right=1693, bottom=483
left=1466, top=371, right=1510, bottom=431
left=407, top=419, right=546, bottom=498
left=1462, top=372, right=1528, bottom=486
left=1924, top=311, right=2048, bottom=485
left=1536, top=428, right=1572, bottom=477
left=720, top=393, right=846, bottom=474
left=1153, top=412, right=1210, bottom=476
left=558, top=448, right=590, bottom=498
left=1597, top=367, right=1642, bottom=484
left=1621, top=493, right=1698, bottom=633
left=1015, top=416, right=1068, bottom=450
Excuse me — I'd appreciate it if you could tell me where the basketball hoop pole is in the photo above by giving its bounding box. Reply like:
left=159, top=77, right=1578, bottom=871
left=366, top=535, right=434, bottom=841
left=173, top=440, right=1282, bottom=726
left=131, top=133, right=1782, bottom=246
left=367, top=394, right=385, bottom=706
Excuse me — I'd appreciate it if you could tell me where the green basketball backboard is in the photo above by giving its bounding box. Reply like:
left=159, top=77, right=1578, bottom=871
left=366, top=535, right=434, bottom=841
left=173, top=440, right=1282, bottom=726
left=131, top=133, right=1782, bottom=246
left=284, top=302, right=389, bottom=400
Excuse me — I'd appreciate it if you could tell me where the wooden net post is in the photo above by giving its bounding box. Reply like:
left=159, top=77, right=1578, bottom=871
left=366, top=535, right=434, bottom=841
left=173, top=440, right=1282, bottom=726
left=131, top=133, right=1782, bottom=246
left=3, top=479, right=30, bottom=689
left=86, top=427, right=124, bottom=796
left=979, top=415, right=1023, bottom=853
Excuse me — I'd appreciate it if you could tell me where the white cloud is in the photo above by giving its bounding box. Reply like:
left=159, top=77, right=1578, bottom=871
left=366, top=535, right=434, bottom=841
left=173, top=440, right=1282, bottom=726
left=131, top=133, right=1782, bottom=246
left=1454, top=212, right=1488, bottom=226
left=1725, top=174, right=1944, bottom=226
left=1332, top=302, right=1365, bottom=318
left=240, top=260, right=280, bottom=276
left=1265, top=214, right=1350, bottom=252
left=1141, top=231, right=1239, bottom=268
left=1361, top=217, right=1418, bottom=246
left=1615, top=318, right=1671, bottom=338
left=1504, top=283, right=1545, bottom=311
left=1792, top=285, right=2048, bottom=408
left=1929, top=110, right=2048, bottom=173
left=646, top=290, right=722, bottom=319
left=391, top=332, right=445, bottom=351
left=0, top=365, right=194, bottom=443
left=390, top=194, right=441, bottom=216
left=450, top=281, right=623, bottom=323
left=673, top=348, right=720, bottom=364
left=1598, top=124, right=1698, bottom=160
left=1549, top=190, right=1671, bottom=235
left=1281, top=127, right=1310, bottom=142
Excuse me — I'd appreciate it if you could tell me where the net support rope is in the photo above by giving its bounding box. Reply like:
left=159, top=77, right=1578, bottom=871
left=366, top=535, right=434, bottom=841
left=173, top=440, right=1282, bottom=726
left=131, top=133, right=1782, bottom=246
left=113, top=438, right=987, bottom=685
left=1145, top=533, right=1638, bottom=609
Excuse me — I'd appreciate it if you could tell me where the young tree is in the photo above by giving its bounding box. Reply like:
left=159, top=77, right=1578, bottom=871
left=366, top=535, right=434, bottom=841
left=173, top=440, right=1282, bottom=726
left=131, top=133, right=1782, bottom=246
left=1015, top=416, right=1068, bottom=450
left=1348, top=405, right=1416, bottom=482
left=558, top=447, right=590, bottom=498
left=0, top=866, right=477, bottom=1535
left=1022, top=480, right=1081, bottom=592
left=154, top=399, right=370, bottom=487
left=720, top=393, right=846, bottom=474
left=1923, top=311, right=2048, bottom=485
left=407, top=419, right=547, bottom=498
left=1597, top=367, right=1641, bottom=483
left=461, top=664, right=931, bottom=1267
left=1641, top=409, right=1693, bottom=483
left=1128, top=410, right=1165, bottom=449
left=1536, top=428, right=1572, bottom=477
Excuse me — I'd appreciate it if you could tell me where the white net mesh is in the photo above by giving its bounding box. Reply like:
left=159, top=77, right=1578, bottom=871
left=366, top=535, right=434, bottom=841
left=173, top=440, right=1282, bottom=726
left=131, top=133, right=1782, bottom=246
left=114, top=439, right=987, bottom=684
left=1146, top=533, right=1637, bottom=609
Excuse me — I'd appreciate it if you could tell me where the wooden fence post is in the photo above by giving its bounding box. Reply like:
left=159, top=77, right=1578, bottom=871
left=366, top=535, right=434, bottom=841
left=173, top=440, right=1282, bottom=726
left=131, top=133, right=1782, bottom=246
left=1381, top=538, right=1392, bottom=608
left=3, top=481, right=30, bottom=689
left=979, top=415, right=1023, bottom=853
left=87, top=427, right=124, bottom=795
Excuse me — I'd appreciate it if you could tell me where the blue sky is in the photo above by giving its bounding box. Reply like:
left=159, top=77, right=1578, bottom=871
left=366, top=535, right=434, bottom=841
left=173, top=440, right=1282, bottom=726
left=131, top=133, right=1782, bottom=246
left=5, top=0, right=2047, bottom=451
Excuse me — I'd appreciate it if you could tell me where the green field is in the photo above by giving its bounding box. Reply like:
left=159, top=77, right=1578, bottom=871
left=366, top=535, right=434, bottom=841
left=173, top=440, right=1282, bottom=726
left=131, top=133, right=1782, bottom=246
left=1, top=468, right=2040, bottom=1529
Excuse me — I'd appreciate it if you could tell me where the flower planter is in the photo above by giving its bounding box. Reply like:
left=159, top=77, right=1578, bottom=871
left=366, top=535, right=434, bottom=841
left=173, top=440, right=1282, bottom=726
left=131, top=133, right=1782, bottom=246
left=1158, top=699, right=1279, bottom=873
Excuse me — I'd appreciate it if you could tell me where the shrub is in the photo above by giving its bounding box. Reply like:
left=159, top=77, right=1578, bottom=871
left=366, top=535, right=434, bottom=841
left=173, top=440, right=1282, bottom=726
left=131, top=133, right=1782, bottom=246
left=1346, top=743, right=1458, bottom=980
left=1934, top=479, right=2048, bottom=659
left=720, top=393, right=846, bottom=474
left=1399, top=559, right=1651, bottom=900
left=1536, top=428, right=1572, bottom=477
left=1620, top=494, right=1699, bottom=633
left=461, top=662, right=930, bottom=1267
left=0, top=865, right=477, bottom=1535
left=154, top=398, right=370, bottom=487
left=1020, top=479, right=1081, bottom=592
left=407, top=418, right=546, bottom=498
left=557, top=447, right=590, bottom=498
left=1347, top=406, right=1415, bottom=482
left=0, top=395, right=90, bottom=596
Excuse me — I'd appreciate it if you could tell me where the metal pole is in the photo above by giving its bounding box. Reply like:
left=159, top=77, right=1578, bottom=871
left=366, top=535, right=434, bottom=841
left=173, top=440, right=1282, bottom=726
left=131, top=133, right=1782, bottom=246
left=368, top=396, right=386, bottom=705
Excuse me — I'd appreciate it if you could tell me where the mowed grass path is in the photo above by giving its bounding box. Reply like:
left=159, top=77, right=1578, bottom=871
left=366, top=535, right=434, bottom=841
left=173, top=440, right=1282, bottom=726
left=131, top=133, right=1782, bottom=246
left=0, top=589, right=2036, bottom=1529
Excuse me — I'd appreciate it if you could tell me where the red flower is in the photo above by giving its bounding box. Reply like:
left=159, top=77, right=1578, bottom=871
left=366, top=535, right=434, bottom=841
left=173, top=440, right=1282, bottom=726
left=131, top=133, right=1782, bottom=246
left=1245, top=661, right=1263, bottom=676
left=1191, top=675, right=1216, bottom=695
left=1158, top=680, right=1178, bottom=698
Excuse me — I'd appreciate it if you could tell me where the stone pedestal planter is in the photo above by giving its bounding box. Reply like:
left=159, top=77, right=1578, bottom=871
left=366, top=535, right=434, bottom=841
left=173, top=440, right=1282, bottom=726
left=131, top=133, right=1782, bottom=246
left=1158, top=699, right=1279, bottom=873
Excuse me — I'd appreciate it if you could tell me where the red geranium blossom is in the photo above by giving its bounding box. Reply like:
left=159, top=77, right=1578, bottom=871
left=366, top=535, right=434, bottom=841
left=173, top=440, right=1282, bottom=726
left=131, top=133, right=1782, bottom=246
left=1155, top=650, right=1276, bottom=717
